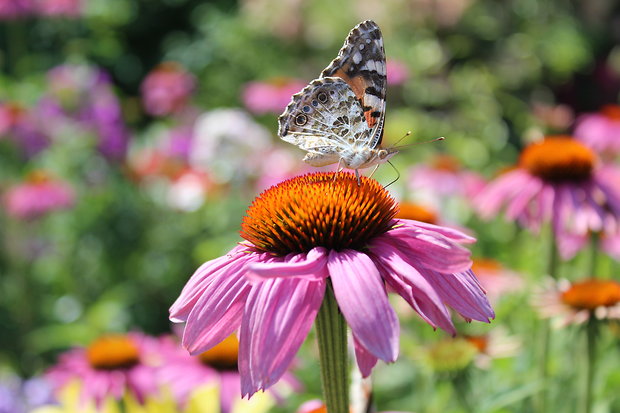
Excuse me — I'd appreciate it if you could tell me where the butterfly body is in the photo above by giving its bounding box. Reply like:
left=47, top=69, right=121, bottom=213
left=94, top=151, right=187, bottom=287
left=278, top=20, right=395, bottom=173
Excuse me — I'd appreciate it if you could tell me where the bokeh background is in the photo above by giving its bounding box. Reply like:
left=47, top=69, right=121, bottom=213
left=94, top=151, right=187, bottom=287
left=1, top=0, right=620, bottom=412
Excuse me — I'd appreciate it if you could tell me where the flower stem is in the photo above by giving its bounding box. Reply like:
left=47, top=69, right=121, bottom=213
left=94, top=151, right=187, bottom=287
left=537, top=234, right=559, bottom=412
left=589, top=233, right=599, bottom=278
left=315, top=280, right=349, bottom=413
left=584, top=318, right=598, bottom=413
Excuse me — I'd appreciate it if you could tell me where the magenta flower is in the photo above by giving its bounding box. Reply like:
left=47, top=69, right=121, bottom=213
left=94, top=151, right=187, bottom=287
left=158, top=333, right=296, bottom=413
left=386, top=59, right=409, bottom=86
left=0, top=0, right=33, bottom=19
left=46, top=333, right=161, bottom=406
left=141, top=62, right=196, bottom=117
left=476, top=136, right=620, bottom=259
left=170, top=172, right=494, bottom=397
left=4, top=172, right=74, bottom=220
left=35, top=0, right=81, bottom=17
left=297, top=399, right=411, bottom=413
left=242, top=78, right=308, bottom=115
left=574, top=105, right=620, bottom=157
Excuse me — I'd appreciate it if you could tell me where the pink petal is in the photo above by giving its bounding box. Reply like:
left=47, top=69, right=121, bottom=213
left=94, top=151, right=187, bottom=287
left=239, top=277, right=325, bottom=397
left=420, top=269, right=494, bottom=322
left=246, top=247, right=329, bottom=281
left=353, top=335, right=378, bottom=378
left=327, top=250, right=399, bottom=362
left=394, top=219, right=476, bottom=244
left=170, top=244, right=250, bottom=322
left=182, top=254, right=256, bottom=354
left=373, top=230, right=472, bottom=274
left=370, top=245, right=455, bottom=334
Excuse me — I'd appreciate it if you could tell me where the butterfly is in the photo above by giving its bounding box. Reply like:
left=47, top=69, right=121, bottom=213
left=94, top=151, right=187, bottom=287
left=278, top=20, right=397, bottom=181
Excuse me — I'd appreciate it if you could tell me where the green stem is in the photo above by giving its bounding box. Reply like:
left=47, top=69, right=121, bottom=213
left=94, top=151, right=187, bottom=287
left=537, top=234, right=559, bottom=412
left=589, top=233, right=599, bottom=278
left=584, top=319, right=598, bottom=413
left=315, top=280, right=349, bottom=413
left=452, top=370, right=474, bottom=413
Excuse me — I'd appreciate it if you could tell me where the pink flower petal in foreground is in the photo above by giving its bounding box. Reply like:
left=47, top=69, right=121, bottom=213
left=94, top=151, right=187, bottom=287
left=170, top=173, right=494, bottom=398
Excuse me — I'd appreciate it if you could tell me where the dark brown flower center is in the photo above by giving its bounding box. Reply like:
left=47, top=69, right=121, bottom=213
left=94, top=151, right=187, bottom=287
left=561, top=279, right=620, bottom=310
left=86, top=335, right=140, bottom=370
left=240, top=172, right=397, bottom=255
left=198, top=334, right=239, bottom=371
left=601, top=104, right=620, bottom=121
left=432, top=154, right=461, bottom=172
left=519, top=136, right=595, bottom=182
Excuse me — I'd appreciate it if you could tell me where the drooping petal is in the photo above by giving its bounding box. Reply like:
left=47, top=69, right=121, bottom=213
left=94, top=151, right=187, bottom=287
left=182, top=254, right=256, bottom=354
left=246, top=247, right=329, bottom=281
left=393, top=219, right=476, bottom=244
left=170, top=244, right=250, bottom=322
left=239, top=277, right=325, bottom=397
left=353, top=335, right=378, bottom=378
left=372, top=230, right=472, bottom=274
left=420, top=269, right=495, bottom=322
left=370, top=245, right=455, bottom=334
left=327, top=250, right=399, bottom=362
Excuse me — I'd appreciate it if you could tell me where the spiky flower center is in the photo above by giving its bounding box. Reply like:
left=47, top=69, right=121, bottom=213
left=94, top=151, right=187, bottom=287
left=561, top=279, right=620, bottom=310
left=198, top=334, right=239, bottom=371
left=601, top=104, right=620, bottom=121
left=471, top=258, right=502, bottom=273
left=464, top=335, right=489, bottom=353
left=396, top=202, right=437, bottom=224
left=86, top=335, right=140, bottom=370
left=519, top=136, right=595, bottom=182
left=432, top=154, right=461, bottom=172
left=241, top=173, right=397, bottom=255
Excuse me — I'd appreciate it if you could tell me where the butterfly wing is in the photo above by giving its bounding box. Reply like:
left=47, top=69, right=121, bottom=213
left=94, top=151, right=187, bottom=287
left=320, top=20, right=387, bottom=149
left=278, top=77, right=371, bottom=166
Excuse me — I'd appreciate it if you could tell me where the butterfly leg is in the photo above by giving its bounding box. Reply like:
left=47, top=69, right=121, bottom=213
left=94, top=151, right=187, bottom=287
left=332, top=158, right=345, bottom=183
left=355, top=169, right=361, bottom=186
left=368, top=164, right=380, bottom=179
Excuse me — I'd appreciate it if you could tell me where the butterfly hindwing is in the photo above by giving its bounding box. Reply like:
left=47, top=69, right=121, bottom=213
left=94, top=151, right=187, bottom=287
left=278, top=77, right=371, bottom=165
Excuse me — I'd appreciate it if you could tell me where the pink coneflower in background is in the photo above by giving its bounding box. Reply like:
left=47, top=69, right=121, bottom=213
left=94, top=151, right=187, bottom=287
left=475, top=136, right=620, bottom=260
left=534, top=278, right=620, bottom=328
left=4, top=171, right=75, bottom=220
left=159, top=333, right=292, bottom=413
left=408, top=154, right=486, bottom=205
left=470, top=258, right=524, bottom=304
left=386, top=59, right=409, bottom=86
left=170, top=172, right=494, bottom=397
left=242, top=78, right=308, bottom=115
left=0, top=0, right=33, bottom=19
left=35, top=0, right=81, bottom=17
left=141, top=62, right=196, bottom=117
left=574, top=105, right=620, bottom=157
left=46, top=334, right=161, bottom=406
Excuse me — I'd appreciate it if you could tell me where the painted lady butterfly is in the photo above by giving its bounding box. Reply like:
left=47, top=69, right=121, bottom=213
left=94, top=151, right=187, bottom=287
left=278, top=20, right=396, bottom=179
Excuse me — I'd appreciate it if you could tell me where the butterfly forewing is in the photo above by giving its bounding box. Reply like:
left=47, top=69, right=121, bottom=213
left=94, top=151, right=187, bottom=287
left=320, top=20, right=386, bottom=147
left=278, top=20, right=390, bottom=170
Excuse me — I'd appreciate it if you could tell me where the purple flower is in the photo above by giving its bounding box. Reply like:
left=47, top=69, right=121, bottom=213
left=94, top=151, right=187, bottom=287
left=46, top=333, right=161, bottom=407
left=242, top=79, right=308, bottom=115
left=170, top=172, right=494, bottom=397
left=141, top=62, right=196, bottom=117
left=0, top=375, right=55, bottom=413
left=574, top=105, right=620, bottom=158
left=0, top=0, right=33, bottom=19
left=476, top=136, right=620, bottom=259
left=35, top=0, right=81, bottom=17
left=158, top=334, right=295, bottom=413
left=386, top=59, right=409, bottom=86
left=3, top=171, right=75, bottom=220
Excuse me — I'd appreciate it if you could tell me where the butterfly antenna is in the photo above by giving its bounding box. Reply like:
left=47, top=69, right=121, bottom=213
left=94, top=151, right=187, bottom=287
left=392, top=136, right=445, bottom=150
left=384, top=160, right=400, bottom=188
left=387, top=130, right=412, bottom=148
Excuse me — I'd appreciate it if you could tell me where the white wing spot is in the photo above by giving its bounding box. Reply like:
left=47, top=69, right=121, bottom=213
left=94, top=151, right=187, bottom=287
left=352, top=52, right=362, bottom=64
left=359, top=44, right=365, bottom=50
